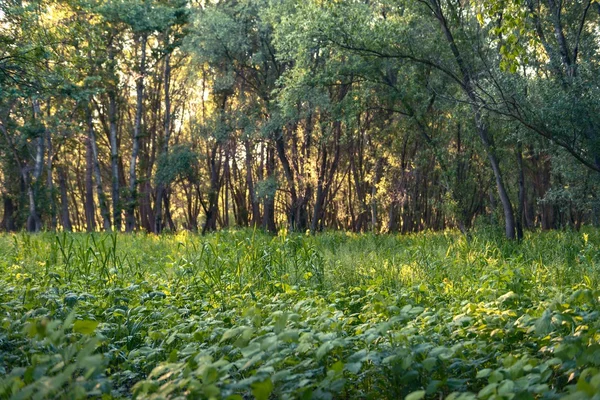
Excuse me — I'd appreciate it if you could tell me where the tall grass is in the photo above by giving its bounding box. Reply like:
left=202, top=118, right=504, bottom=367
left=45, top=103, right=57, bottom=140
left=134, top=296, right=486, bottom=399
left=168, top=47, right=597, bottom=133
left=2, top=229, right=600, bottom=399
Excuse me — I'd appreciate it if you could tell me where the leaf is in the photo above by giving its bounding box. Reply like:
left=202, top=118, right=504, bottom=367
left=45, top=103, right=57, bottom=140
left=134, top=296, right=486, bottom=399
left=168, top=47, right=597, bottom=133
left=73, top=320, right=99, bottom=335
left=478, top=383, right=497, bottom=398
left=497, top=291, right=517, bottom=304
left=423, top=357, right=437, bottom=371
left=316, top=341, right=333, bottom=360
left=405, top=390, right=425, bottom=400
left=345, top=362, right=362, bottom=374
left=476, top=368, right=492, bottom=379
left=274, top=312, right=288, bottom=334
left=498, top=380, right=515, bottom=395
left=330, top=360, right=344, bottom=373
left=534, top=310, right=553, bottom=336
left=251, top=377, right=273, bottom=400
left=220, top=327, right=239, bottom=343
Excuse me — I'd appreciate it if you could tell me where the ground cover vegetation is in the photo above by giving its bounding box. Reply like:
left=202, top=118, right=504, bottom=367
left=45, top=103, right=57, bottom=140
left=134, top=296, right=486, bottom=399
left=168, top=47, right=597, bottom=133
left=2, top=230, right=600, bottom=399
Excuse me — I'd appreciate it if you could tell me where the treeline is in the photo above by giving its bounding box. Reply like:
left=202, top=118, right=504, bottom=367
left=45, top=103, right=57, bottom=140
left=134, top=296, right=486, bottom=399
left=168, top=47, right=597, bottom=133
left=1, top=0, right=599, bottom=238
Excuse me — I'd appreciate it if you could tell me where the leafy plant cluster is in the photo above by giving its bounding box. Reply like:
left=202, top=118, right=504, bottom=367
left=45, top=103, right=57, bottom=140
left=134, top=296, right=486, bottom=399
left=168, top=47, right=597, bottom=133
left=2, top=230, right=600, bottom=399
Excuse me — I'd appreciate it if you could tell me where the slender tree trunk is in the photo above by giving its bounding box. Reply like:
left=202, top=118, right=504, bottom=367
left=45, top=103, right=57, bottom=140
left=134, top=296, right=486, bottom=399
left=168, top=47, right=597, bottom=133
left=164, top=191, right=176, bottom=231
left=311, top=144, right=328, bottom=233
left=85, top=132, right=96, bottom=232
left=516, top=142, right=525, bottom=240
left=58, top=166, right=72, bottom=231
left=154, top=48, right=171, bottom=234
left=126, top=33, right=147, bottom=232
left=245, top=139, right=260, bottom=226
left=1, top=196, right=16, bottom=231
left=263, top=144, right=276, bottom=233
left=46, top=109, right=57, bottom=231
left=28, top=100, right=46, bottom=232
left=275, top=129, right=301, bottom=230
left=311, top=121, right=342, bottom=233
left=0, top=120, right=25, bottom=232
left=108, top=39, right=121, bottom=231
left=476, top=111, right=516, bottom=239
left=202, top=143, right=220, bottom=234
left=223, top=152, right=230, bottom=228
left=371, top=157, right=384, bottom=232
left=88, top=107, right=112, bottom=231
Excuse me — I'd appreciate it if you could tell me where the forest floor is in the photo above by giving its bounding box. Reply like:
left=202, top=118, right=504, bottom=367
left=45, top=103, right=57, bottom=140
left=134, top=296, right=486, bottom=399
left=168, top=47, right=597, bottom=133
left=1, top=229, right=600, bottom=399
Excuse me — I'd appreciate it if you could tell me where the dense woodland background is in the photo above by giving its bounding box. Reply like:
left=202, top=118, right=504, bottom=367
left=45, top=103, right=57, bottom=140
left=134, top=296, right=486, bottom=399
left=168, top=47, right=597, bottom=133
left=1, top=0, right=599, bottom=239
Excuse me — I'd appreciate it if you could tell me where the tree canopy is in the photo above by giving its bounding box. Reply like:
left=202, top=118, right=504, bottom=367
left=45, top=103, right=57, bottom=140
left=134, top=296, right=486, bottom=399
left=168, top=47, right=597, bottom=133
left=1, top=0, right=599, bottom=238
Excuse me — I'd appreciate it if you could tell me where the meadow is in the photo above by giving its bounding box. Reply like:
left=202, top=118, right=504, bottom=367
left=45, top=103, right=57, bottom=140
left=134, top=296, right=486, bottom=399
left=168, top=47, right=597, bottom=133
left=1, top=229, right=600, bottom=399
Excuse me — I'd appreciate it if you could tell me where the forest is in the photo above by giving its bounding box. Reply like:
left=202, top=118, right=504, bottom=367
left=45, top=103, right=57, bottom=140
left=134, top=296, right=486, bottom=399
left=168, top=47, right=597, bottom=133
left=1, top=0, right=598, bottom=238
left=3, top=0, right=600, bottom=399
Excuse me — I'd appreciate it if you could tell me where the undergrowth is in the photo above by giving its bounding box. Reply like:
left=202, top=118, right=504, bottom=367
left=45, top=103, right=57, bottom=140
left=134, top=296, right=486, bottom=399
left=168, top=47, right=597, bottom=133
left=1, top=229, right=600, bottom=399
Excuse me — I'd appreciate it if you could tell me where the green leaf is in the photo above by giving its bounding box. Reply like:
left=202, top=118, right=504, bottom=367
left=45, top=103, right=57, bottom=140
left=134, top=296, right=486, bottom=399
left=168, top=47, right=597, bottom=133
left=330, top=360, right=344, bottom=373
left=535, top=310, right=553, bottom=336
left=478, top=383, right=498, bottom=398
left=73, top=320, right=99, bottom=335
left=476, top=368, right=492, bottom=379
left=345, top=362, right=362, bottom=374
left=405, top=390, right=426, bottom=400
left=251, top=377, right=273, bottom=400
left=423, top=357, right=437, bottom=371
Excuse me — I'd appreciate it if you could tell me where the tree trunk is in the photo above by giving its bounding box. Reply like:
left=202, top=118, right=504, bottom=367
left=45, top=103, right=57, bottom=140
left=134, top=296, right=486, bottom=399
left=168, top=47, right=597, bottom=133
left=154, top=48, right=171, bottom=234
left=202, top=143, right=220, bottom=234
left=275, top=129, right=303, bottom=230
left=58, top=166, right=72, bottom=231
left=431, top=0, right=516, bottom=239
left=108, top=38, right=121, bottom=231
left=1, top=195, right=16, bottom=231
left=311, top=121, right=342, bottom=233
left=29, top=100, right=46, bottom=232
left=311, top=143, right=328, bottom=233
left=370, top=157, right=384, bottom=232
left=46, top=107, right=57, bottom=231
left=126, top=33, right=147, bottom=232
left=85, top=132, right=96, bottom=232
left=262, top=144, right=276, bottom=233
left=245, top=139, right=260, bottom=226
left=516, top=142, right=525, bottom=240
left=88, top=107, right=112, bottom=231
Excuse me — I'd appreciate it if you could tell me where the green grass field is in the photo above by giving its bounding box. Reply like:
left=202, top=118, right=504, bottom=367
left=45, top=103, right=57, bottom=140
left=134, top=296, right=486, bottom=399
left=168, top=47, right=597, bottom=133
left=1, top=229, right=600, bottom=399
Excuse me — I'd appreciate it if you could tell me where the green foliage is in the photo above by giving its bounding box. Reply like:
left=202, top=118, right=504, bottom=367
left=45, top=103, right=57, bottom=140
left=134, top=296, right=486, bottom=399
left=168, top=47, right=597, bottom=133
left=2, top=230, right=600, bottom=398
left=155, top=144, right=200, bottom=186
left=255, top=176, right=278, bottom=201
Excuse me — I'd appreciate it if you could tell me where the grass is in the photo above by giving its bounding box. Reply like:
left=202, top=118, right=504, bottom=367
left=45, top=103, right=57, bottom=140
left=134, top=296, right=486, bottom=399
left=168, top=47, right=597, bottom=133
left=1, top=228, right=600, bottom=399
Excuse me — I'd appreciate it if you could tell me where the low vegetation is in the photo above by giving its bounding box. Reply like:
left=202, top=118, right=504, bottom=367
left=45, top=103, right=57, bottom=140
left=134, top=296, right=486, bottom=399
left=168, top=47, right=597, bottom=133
left=2, top=230, right=600, bottom=399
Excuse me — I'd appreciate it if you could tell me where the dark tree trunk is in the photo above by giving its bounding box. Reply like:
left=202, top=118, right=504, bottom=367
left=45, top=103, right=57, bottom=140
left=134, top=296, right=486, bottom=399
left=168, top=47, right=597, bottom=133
left=311, top=121, right=342, bottom=233
left=387, top=201, right=400, bottom=233
left=1, top=196, right=16, bottom=231
left=202, top=143, right=221, bottom=234
left=28, top=100, right=46, bottom=232
left=126, top=33, right=147, bottom=232
left=85, top=133, right=96, bottom=232
left=516, top=142, right=525, bottom=240
left=262, top=144, right=276, bottom=233
left=88, top=107, right=112, bottom=231
left=58, top=166, right=72, bottom=231
left=108, top=41, right=121, bottom=231
left=164, top=191, right=176, bottom=231
left=45, top=107, right=57, bottom=231
left=371, top=157, right=384, bottom=231
left=245, top=139, right=260, bottom=226
left=154, top=48, right=171, bottom=234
